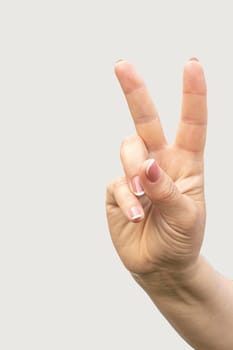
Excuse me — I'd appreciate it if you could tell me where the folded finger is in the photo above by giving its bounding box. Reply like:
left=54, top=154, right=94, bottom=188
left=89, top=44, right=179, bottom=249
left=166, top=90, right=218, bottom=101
left=108, top=177, right=145, bottom=223
left=120, top=134, right=148, bottom=196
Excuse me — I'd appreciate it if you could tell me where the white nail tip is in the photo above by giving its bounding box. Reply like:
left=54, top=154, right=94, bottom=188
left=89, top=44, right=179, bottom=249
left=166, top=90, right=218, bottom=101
left=146, top=159, right=155, bottom=176
left=131, top=214, right=143, bottom=220
left=134, top=190, right=145, bottom=197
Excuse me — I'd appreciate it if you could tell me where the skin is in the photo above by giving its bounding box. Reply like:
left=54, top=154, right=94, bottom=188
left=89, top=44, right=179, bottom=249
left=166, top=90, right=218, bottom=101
left=106, top=59, right=233, bottom=349
left=106, top=58, right=207, bottom=276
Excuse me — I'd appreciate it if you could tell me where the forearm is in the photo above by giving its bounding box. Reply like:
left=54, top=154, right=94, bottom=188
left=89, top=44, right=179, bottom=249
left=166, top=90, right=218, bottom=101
left=132, top=256, right=233, bottom=349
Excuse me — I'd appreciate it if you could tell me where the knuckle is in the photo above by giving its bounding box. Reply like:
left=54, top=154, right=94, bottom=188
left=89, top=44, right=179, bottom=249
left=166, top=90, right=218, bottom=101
left=120, top=134, right=140, bottom=153
left=106, top=176, right=127, bottom=205
left=106, top=180, right=115, bottom=195
left=120, top=134, right=146, bottom=163
left=114, top=176, right=127, bottom=190
left=106, top=176, right=126, bottom=194
left=121, top=134, right=139, bottom=146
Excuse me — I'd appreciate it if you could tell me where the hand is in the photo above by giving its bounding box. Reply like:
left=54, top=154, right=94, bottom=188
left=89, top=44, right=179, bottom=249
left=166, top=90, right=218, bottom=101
left=106, top=59, right=207, bottom=277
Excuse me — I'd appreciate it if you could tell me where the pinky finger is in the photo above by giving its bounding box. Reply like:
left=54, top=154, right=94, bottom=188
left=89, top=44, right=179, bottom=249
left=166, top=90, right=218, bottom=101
left=113, top=177, right=145, bottom=223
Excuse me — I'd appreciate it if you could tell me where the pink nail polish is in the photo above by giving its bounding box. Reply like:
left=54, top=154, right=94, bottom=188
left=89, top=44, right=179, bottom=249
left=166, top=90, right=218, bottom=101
left=146, top=159, right=160, bottom=183
left=131, top=176, right=144, bottom=197
left=129, top=206, right=143, bottom=221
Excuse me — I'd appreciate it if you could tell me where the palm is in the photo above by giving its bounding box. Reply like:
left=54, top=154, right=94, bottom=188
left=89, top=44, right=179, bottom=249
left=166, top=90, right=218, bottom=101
left=107, top=60, right=207, bottom=274
left=108, top=146, right=205, bottom=273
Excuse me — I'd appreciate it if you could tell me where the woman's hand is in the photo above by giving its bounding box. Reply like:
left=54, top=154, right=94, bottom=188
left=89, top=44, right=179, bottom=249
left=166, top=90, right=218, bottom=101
left=106, top=59, right=207, bottom=277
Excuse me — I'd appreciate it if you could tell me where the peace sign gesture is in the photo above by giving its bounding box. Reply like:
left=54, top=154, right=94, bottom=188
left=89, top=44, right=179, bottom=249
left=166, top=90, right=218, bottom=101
left=106, top=59, right=207, bottom=276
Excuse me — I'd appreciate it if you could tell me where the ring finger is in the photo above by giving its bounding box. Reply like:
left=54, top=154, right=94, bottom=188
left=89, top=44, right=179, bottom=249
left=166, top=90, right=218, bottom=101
left=120, top=134, right=148, bottom=197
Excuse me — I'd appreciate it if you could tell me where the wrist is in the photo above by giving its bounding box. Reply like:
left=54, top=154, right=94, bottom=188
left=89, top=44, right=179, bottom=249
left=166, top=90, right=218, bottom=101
left=131, top=255, right=204, bottom=300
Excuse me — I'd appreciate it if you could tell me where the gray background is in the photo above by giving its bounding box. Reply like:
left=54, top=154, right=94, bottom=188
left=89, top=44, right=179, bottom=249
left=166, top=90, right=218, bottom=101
left=0, top=1, right=232, bottom=349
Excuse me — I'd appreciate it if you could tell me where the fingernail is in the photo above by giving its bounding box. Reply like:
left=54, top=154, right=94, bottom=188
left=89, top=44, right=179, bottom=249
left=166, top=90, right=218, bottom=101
left=129, top=206, right=143, bottom=222
left=189, top=57, right=199, bottom=62
left=146, top=159, right=160, bottom=183
left=115, top=59, right=126, bottom=64
left=131, top=176, right=144, bottom=197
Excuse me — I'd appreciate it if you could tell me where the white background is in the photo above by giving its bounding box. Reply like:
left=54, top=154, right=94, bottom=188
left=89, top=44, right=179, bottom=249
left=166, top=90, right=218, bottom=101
left=0, top=1, right=232, bottom=349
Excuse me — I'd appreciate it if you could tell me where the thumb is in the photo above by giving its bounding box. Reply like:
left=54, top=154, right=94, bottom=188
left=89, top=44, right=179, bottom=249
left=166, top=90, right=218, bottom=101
left=139, top=159, right=189, bottom=216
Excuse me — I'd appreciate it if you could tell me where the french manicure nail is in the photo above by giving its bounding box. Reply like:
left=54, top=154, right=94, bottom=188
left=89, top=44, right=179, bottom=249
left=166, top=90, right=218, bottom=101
left=131, top=176, right=144, bottom=197
left=129, top=206, right=143, bottom=221
left=115, top=59, right=125, bottom=64
left=146, top=159, right=160, bottom=183
left=189, top=57, right=199, bottom=62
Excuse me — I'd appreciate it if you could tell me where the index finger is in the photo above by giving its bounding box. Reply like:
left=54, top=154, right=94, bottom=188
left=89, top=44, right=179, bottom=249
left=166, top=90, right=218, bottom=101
left=115, top=60, right=167, bottom=152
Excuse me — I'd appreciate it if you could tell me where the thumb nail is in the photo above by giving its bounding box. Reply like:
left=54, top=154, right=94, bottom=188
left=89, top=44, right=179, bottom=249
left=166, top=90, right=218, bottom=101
left=146, top=159, right=160, bottom=183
